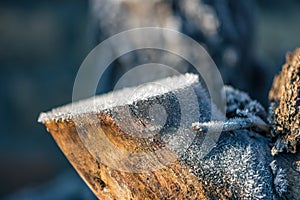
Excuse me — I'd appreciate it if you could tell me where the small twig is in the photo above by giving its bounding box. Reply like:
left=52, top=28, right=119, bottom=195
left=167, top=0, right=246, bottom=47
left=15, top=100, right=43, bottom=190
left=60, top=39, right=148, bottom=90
left=192, top=115, right=270, bottom=134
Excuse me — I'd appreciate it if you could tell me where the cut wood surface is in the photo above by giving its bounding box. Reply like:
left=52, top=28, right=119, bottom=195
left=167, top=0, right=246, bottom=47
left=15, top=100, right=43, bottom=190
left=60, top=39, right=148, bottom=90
left=39, top=73, right=300, bottom=199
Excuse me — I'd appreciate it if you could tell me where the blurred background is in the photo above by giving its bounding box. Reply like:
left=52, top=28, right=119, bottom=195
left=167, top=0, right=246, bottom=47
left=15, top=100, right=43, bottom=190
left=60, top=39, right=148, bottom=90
left=1, top=0, right=300, bottom=199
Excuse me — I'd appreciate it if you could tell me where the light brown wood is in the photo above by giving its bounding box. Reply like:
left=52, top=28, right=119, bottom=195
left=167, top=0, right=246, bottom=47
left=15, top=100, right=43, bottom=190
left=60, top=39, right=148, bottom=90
left=39, top=74, right=211, bottom=199
left=44, top=118, right=208, bottom=199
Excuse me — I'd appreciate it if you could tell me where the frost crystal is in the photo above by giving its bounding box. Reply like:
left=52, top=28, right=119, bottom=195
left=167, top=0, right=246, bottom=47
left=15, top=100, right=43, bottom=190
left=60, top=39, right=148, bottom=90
left=269, top=160, right=288, bottom=197
left=268, top=49, right=300, bottom=156
left=192, top=86, right=269, bottom=134
left=225, top=86, right=267, bottom=120
left=182, top=131, right=277, bottom=199
left=38, top=73, right=199, bottom=123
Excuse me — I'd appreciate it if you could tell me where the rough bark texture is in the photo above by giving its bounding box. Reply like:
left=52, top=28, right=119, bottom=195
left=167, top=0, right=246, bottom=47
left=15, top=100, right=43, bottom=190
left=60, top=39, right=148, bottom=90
left=268, top=48, right=300, bottom=200
left=268, top=48, right=300, bottom=156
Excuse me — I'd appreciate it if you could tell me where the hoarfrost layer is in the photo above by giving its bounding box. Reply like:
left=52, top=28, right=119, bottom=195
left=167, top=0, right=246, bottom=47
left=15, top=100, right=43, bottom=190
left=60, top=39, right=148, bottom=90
left=38, top=73, right=199, bottom=123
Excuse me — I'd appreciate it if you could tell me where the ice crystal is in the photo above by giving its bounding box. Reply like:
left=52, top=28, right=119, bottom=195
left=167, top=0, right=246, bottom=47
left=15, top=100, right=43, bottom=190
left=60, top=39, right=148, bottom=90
left=38, top=73, right=199, bottom=123
left=269, top=160, right=288, bottom=197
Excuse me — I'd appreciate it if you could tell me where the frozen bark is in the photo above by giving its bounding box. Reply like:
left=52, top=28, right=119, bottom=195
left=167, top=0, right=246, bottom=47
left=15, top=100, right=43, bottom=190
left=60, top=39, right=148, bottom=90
left=268, top=48, right=300, bottom=200
left=268, top=48, right=300, bottom=156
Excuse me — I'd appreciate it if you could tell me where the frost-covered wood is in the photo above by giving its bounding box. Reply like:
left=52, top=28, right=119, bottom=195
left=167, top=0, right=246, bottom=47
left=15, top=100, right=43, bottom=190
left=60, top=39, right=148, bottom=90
left=268, top=48, right=300, bottom=200
left=268, top=48, right=300, bottom=156
left=38, top=73, right=298, bottom=199
left=39, top=74, right=209, bottom=199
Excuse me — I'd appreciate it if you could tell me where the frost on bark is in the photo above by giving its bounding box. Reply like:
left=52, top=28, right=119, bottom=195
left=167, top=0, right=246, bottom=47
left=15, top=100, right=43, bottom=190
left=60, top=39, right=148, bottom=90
left=268, top=48, right=300, bottom=156
left=268, top=48, right=300, bottom=200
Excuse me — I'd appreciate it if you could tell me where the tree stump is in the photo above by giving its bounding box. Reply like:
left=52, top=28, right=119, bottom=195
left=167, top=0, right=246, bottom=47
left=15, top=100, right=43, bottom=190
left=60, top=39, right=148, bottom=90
left=39, top=73, right=299, bottom=199
left=39, top=74, right=211, bottom=199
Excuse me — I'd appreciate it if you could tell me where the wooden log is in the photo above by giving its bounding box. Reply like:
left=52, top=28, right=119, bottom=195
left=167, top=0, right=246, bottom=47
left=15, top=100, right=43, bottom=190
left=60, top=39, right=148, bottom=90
left=39, top=74, right=211, bottom=199
left=42, top=120, right=208, bottom=199
left=38, top=73, right=298, bottom=199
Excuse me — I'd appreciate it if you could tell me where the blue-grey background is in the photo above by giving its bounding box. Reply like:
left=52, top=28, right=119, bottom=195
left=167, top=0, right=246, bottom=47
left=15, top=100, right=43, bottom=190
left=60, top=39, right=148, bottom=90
left=0, top=0, right=300, bottom=198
